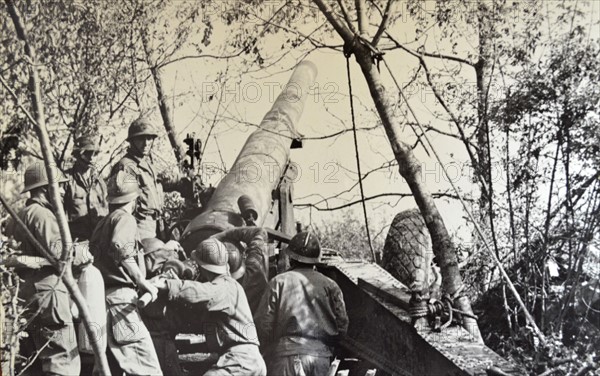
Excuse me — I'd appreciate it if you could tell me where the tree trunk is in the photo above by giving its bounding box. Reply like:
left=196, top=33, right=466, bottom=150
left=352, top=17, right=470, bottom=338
left=311, top=0, right=483, bottom=342
left=354, top=47, right=483, bottom=342
left=4, top=0, right=112, bottom=373
left=1, top=288, right=6, bottom=376
left=151, top=65, right=185, bottom=162
left=139, top=17, right=185, bottom=164
left=474, top=1, right=499, bottom=292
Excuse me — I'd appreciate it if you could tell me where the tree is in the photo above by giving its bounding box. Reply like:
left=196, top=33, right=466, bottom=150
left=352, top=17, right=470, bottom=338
left=301, top=0, right=482, bottom=342
left=134, top=0, right=205, bottom=163
left=2, top=0, right=111, bottom=373
left=489, top=13, right=600, bottom=342
left=0, top=0, right=146, bottom=168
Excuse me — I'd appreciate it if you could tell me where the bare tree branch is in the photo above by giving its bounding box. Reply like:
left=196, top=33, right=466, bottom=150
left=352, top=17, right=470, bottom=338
left=355, top=0, right=367, bottom=35
left=385, top=32, right=489, bottom=199
left=371, top=0, right=393, bottom=46
left=314, top=0, right=354, bottom=41
left=218, top=113, right=379, bottom=140
left=335, top=0, right=357, bottom=34
left=296, top=192, right=466, bottom=211
left=0, top=75, right=39, bottom=128
left=202, top=67, right=230, bottom=158
left=382, top=34, right=475, bottom=66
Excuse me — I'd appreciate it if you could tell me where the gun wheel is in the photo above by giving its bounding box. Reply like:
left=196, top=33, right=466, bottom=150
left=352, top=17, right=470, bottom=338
left=382, top=208, right=436, bottom=296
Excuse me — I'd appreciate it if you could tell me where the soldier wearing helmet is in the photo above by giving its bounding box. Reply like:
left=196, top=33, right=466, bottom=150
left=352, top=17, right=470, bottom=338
left=9, top=162, right=81, bottom=375
left=89, top=170, right=162, bottom=375
left=151, top=237, right=267, bottom=376
left=138, top=237, right=187, bottom=376
left=110, top=117, right=190, bottom=241
left=210, top=226, right=270, bottom=314
left=254, top=231, right=349, bottom=376
left=64, top=135, right=108, bottom=241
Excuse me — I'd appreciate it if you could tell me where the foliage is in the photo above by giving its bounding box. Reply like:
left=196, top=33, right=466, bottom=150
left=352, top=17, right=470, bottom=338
left=312, top=213, right=385, bottom=261
left=0, top=234, right=26, bottom=374
left=466, top=7, right=600, bottom=371
left=0, top=0, right=143, bottom=164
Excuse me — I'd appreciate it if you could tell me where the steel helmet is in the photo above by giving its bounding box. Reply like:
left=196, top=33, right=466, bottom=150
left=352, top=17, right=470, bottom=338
left=191, top=238, right=229, bottom=275
left=22, top=162, right=68, bottom=193
left=287, top=231, right=321, bottom=264
left=127, top=118, right=158, bottom=141
left=224, top=241, right=246, bottom=280
left=107, top=169, right=140, bottom=204
left=73, top=135, right=100, bottom=152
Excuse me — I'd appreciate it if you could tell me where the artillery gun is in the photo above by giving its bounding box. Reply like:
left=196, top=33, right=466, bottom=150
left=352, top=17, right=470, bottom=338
left=173, top=61, right=523, bottom=375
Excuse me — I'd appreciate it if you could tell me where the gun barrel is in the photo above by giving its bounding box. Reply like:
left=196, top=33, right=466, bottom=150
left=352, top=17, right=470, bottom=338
left=181, top=61, right=317, bottom=252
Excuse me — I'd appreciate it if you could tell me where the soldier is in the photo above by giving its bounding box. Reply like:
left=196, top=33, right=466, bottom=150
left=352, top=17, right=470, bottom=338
left=10, top=162, right=80, bottom=375
left=211, top=226, right=270, bottom=314
left=64, top=135, right=108, bottom=241
left=110, top=117, right=190, bottom=241
left=139, top=238, right=185, bottom=376
left=254, top=231, right=349, bottom=376
left=151, top=238, right=267, bottom=376
left=90, top=169, right=162, bottom=376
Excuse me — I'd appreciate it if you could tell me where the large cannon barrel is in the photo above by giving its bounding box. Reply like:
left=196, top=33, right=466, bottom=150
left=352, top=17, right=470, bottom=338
left=180, top=61, right=317, bottom=252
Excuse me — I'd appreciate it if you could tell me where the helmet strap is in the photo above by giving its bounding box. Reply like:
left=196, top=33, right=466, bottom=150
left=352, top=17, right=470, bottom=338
left=29, top=186, right=46, bottom=199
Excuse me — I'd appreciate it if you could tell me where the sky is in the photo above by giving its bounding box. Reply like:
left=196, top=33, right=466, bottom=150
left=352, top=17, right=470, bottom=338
left=98, top=0, right=599, bottom=249
left=144, top=4, right=465, bottom=240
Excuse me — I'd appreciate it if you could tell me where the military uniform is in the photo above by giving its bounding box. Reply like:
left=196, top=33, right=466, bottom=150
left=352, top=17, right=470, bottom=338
left=110, top=151, right=188, bottom=240
left=90, top=208, right=162, bottom=376
left=64, top=165, right=108, bottom=241
left=165, top=275, right=266, bottom=375
left=212, top=227, right=269, bottom=314
left=254, top=266, right=349, bottom=376
left=13, top=196, right=80, bottom=375
left=110, top=151, right=165, bottom=240
left=139, top=239, right=185, bottom=376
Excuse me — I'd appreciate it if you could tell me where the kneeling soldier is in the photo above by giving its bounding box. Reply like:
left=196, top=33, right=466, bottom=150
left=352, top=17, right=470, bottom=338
left=90, top=169, right=162, bottom=375
left=151, top=238, right=266, bottom=376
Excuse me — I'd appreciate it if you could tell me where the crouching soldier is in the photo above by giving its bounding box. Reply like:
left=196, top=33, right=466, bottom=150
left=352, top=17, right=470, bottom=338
left=254, top=232, right=349, bottom=376
left=151, top=238, right=266, bottom=376
left=10, top=162, right=80, bottom=375
left=210, top=227, right=269, bottom=314
left=139, top=238, right=186, bottom=376
left=90, top=169, right=162, bottom=375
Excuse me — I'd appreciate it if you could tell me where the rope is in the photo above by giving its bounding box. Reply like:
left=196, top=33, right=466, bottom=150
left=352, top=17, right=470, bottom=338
left=409, top=297, right=428, bottom=319
left=409, top=294, right=479, bottom=330
left=345, top=56, right=377, bottom=263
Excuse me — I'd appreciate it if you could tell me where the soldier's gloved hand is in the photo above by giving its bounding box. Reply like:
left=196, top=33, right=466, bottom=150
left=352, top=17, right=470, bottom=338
left=140, top=280, right=159, bottom=302
left=164, top=240, right=183, bottom=253
left=149, top=275, right=169, bottom=291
